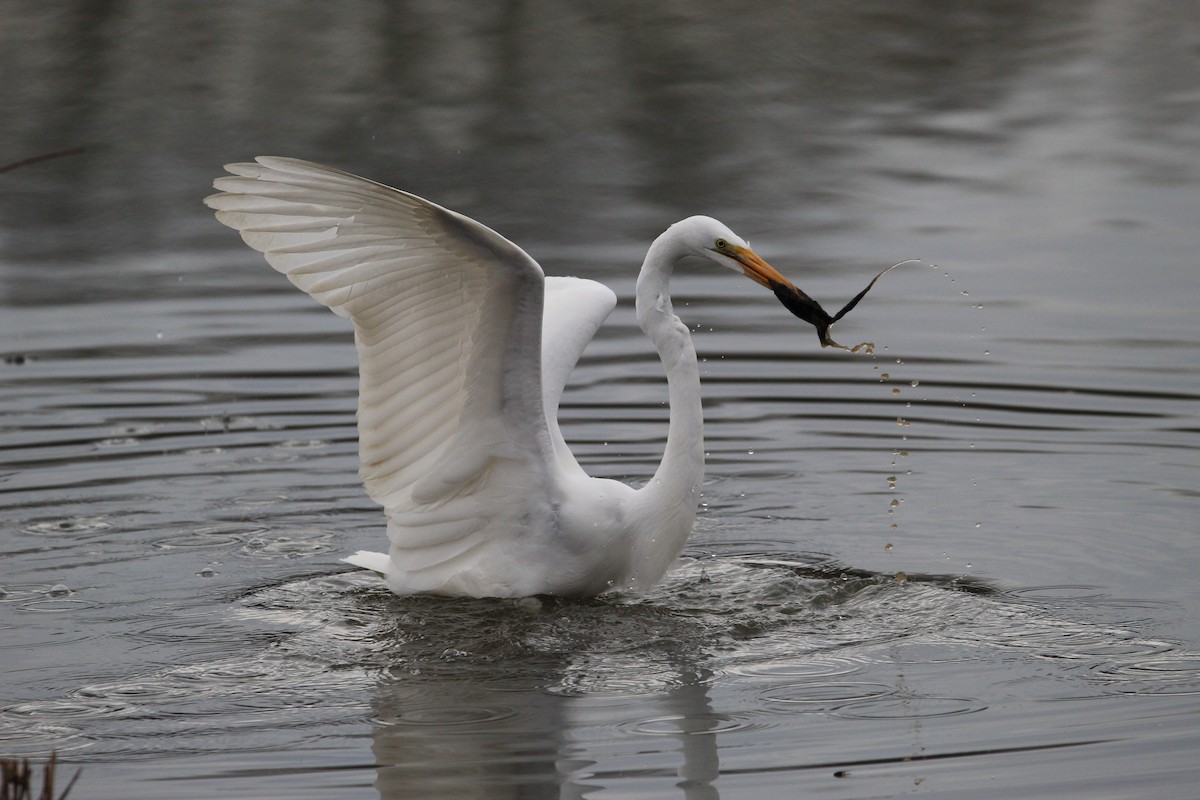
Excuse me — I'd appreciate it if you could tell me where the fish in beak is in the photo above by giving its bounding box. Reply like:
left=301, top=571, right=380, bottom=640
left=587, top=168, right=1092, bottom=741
left=724, top=243, right=902, bottom=352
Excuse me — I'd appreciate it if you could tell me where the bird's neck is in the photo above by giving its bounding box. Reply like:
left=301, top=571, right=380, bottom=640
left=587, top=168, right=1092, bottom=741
left=629, top=237, right=704, bottom=586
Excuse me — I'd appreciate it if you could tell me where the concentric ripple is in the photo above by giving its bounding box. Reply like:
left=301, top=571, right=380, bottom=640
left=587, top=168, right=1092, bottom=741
left=1090, top=654, right=1200, bottom=696
left=622, top=712, right=769, bottom=737
left=372, top=703, right=522, bottom=728
left=725, top=655, right=867, bottom=681
left=760, top=681, right=895, bottom=709
left=834, top=695, right=988, bottom=720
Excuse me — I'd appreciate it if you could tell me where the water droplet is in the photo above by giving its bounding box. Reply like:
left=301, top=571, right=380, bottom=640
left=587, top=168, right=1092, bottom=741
left=884, top=543, right=893, bottom=551
left=892, top=387, right=901, bottom=396
left=48, top=584, right=71, bottom=597
left=894, top=572, right=908, bottom=583
left=880, top=372, right=890, bottom=381
left=747, top=450, right=755, bottom=456
left=896, top=417, right=910, bottom=427
left=889, top=499, right=900, bottom=510
left=197, top=567, right=217, bottom=578
left=910, top=380, right=920, bottom=387
left=154, top=331, right=163, bottom=340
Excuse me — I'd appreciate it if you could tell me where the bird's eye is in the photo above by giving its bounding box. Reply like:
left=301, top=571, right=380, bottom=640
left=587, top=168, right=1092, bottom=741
left=714, top=238, right=728, bottom=250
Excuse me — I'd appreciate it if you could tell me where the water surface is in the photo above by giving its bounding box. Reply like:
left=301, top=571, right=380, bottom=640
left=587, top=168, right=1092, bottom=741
left=2, top=3, right=1199, bottom=798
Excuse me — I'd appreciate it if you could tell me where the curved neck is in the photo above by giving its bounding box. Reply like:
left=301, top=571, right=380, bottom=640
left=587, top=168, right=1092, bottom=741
left=629, top=234, right=704, bottom=585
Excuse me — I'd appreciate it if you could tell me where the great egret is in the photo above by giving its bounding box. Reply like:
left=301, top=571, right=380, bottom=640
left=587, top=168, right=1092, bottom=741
left=205, top=157, right=880, bottom=598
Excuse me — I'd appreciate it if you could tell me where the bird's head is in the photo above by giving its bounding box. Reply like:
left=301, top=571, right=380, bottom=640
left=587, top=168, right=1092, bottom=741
left=668, top=215, right=877, bottom=350
left=671, top=215, right=797, bottom=293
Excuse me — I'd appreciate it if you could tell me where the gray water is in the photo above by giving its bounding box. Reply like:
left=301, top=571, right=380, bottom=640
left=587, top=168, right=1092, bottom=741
left=2, top=2, right=1199, bottom=798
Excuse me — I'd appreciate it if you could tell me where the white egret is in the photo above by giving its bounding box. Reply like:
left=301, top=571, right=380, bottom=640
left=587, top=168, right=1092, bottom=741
left=205, top=157, right=872, bottom=599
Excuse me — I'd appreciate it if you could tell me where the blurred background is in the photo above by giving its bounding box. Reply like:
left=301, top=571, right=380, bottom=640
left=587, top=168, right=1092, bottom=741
left=4, top=1, right=1196, bottom=310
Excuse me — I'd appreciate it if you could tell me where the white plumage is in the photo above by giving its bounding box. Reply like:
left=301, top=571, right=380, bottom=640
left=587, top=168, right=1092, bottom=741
left=206, top=157, right=805, bottom=598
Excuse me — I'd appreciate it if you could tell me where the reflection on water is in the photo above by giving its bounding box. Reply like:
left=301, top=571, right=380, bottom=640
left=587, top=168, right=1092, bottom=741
left=2, top=1, right=1199, bottom=798
left=6, top=556, right=1198, bottom=798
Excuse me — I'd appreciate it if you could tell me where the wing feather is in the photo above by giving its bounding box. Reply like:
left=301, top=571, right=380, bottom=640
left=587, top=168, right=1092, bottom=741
left=541, top=277, right=617, bottom=473
left=206, top=158, right=560, bottom=590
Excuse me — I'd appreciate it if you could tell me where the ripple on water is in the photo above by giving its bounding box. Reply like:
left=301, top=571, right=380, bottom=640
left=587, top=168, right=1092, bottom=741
left=1004, top=585, right=1113, bottom=604
left=760, top=681, right=895, bottom=711
left=0, top=583, right=101, bottom=614
left=372, top=703, right=521, bottom=728
left=94, top=437, right=140, bottom=448
left=953, top=610, right=1175, bottom=664
left=239, top=528, right=334, bottom=559
left=19, top=598, right=99, bottom=613
left=1089, top=653, right=1200, bottom=696
left=622, top=712, right=771, bottom=737
left=8, top=547, right=1194, bottom=766
left=231, top=491, right=290, bottom=508
left=834, top=695, right=988, bottom=720
left=75, top=680, right=193, bottom=704
left=276, top=438, right=329, bottom=449
left=874, top=640, right=992, bottom=665
left=5, top=699, right=132, bottom=721
left=548, top=668, right=693, bottom=698
left=152, top=523, right=268, bottom=550
left=0, top=720, right=88, bottom=755
left=725, top=655, right=867, bottom=681
left=22, top=516, right=114, bottom=536
left=169, top=659, right=278, bottom=685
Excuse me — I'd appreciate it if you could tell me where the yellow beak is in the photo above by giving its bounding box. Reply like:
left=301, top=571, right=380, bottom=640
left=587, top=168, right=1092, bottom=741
left=726, top=244, right=795, bottom=290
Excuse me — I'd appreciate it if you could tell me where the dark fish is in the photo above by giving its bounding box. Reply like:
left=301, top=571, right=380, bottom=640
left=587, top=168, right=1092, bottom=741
left=770, top=262, right=902, bottom=351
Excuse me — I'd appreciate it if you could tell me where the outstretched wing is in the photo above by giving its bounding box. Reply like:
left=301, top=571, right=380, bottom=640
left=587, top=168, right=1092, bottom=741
left=205, top=158, right=557, bottom=589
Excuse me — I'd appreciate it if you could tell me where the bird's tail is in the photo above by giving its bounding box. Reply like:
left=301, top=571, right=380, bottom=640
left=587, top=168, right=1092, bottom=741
left=343, top=550, right=391, bottom=575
